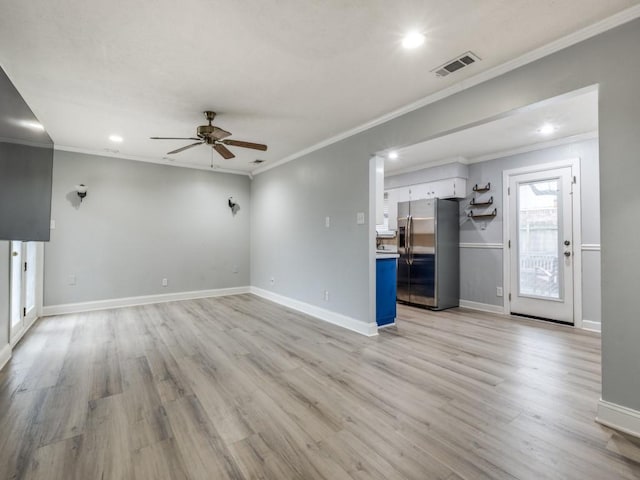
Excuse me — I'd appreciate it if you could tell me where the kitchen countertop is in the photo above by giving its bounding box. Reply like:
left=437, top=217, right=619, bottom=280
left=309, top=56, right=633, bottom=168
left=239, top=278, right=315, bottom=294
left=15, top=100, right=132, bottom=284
left=376, top=251, right=399, bottom=259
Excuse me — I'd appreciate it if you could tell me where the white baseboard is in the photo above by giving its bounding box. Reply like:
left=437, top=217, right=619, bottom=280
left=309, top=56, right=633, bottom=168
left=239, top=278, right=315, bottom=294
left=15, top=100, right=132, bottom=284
left=42, top=286, right=251, bottom=316
left=459, top=299, right=506, bottom=315
left=0, top=343, right=12, bottom=371
left=597, top=399, right=640, bottom=439
left=377, top=322, right=396, bottom=329
left=250, top=287, right=378, bottom=337
left=582, top=319, right=601, bottom=333
left=42, top=286, right=378, bottom=337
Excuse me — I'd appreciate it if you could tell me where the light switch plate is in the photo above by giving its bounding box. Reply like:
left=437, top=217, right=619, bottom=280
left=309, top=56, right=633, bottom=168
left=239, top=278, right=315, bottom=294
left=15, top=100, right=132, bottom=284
left=50, top=219, right=56, bottom=229
left=325, top=216, right=330, bottom=228
left=356, top=212, right=365, bottom=225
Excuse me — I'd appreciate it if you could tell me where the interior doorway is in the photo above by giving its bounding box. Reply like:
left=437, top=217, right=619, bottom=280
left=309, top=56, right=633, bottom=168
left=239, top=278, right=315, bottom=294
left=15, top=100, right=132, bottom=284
left=10, top=241, right=40, bottom=345
left=373, top=86, right=599, bottom=331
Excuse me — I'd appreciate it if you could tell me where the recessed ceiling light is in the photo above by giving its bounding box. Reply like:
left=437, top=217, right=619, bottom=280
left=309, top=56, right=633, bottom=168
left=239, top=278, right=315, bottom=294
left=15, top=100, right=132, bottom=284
left=20, top=120, right=45, bottom=131
left=388, top=151, right=399, bottom=160
left=402, top=31, right=425, bottom=49
left=109, top=134, right=123, bottom=143
left=538, top=123, right=555, bottom=135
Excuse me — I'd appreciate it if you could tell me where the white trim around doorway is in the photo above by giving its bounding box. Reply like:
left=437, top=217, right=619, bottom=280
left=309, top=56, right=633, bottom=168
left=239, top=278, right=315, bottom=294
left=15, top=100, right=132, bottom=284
left=9, top=242, right=45, bottom=348
left=502, top=158, right=583, bottom=328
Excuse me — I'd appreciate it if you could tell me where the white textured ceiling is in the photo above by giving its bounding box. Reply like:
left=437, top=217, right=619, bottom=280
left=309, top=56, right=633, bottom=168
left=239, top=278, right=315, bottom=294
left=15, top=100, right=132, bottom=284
left=0, top=1, right=636, bottom=173
left=384, top=89, right=599, bottom=175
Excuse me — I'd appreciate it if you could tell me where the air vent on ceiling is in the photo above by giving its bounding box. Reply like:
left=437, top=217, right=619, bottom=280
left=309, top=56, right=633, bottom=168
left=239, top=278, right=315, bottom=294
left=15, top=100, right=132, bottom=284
left=251, top=159, right=265, bottom=164
left=432, top=51, right=481, bottom=78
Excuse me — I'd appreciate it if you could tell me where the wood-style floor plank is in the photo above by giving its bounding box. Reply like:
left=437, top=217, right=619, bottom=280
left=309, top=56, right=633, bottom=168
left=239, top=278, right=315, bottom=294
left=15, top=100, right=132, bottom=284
left=1, top=294, right=639, bottom=479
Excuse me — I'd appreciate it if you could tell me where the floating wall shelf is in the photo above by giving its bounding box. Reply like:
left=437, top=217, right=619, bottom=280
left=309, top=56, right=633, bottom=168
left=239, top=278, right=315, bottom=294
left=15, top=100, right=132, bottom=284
left=468, top=182, right=496, bottom=219
left=468, top=208, right=497, bottom=219
left=472, top=182, right=491, bottom=193
left=469, top=196, right=493, bottom=207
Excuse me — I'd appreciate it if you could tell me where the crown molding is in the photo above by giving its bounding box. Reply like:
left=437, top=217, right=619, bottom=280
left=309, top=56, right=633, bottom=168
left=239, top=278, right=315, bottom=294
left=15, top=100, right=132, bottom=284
left=253, top=5, right=640, bottom=176
left=383, top=131, right=598, bottom=179
left=53, top=144, right=251, bottom=176
left=467, top=131, right=599, bottom=164
left=385, top=156, right=469, bottom=178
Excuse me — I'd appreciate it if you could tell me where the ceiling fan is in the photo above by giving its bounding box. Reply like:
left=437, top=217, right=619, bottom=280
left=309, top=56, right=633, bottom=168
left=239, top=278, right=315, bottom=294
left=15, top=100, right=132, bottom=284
left=150, top=111, right=267, bottom=159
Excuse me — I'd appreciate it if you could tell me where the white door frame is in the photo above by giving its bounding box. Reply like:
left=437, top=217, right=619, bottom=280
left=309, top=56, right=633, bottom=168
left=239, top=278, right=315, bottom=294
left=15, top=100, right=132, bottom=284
left=35, top=242, right=44, bottom=318
left=9, top=242, right=44, bottom=346
left=502, top=158, right=582, bottom=328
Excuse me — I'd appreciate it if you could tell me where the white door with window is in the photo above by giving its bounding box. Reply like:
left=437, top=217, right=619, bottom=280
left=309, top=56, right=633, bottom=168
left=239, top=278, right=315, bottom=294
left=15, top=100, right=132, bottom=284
left=10, top=241, right=39, bottom=344
left=507, top=167, right=575, bottom=323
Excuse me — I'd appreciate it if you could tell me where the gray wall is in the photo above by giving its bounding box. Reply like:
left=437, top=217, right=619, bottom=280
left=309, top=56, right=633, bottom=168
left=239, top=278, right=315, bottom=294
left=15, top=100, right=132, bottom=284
left=251, top=140, right=371, bottom=322
left=250, top=19, right=640, bottom=412
left=460, top=138, right=600, bottom=245
left=44, top=150, right=251, bottom=306
left=0, top=241, right=9, bottom=349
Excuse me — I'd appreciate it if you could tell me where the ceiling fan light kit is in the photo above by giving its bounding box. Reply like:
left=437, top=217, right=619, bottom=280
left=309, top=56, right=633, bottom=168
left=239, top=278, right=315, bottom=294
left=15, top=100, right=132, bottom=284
left=151, top=111, right=268, bottom=160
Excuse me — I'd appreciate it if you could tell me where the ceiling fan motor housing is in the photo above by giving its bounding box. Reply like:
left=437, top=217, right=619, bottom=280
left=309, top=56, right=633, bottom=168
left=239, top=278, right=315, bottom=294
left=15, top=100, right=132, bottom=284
left=197, top=125, right=215, bottom=137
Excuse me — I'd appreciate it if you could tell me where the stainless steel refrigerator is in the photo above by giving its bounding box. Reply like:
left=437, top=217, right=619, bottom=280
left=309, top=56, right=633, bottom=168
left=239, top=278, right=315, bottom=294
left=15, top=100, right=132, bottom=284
left=397, top=198, right=459, bottom=310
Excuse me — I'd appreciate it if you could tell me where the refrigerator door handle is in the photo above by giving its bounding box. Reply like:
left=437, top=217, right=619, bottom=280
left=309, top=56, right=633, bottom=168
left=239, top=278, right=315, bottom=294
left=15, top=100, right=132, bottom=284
left=407, top=215, right=413, bottom=265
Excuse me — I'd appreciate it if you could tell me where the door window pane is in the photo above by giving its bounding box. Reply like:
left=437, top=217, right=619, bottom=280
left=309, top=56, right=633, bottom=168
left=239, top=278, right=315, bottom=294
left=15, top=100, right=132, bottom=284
left=518, top=179, right=561, bottom=299
left=25, top=242, right=37, bottom=312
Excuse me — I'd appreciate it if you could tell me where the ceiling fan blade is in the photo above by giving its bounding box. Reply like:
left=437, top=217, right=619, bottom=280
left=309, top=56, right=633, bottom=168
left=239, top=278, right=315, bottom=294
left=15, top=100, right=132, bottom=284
left=214, top=143, right=235, bottom=159
left=211, top=127, right=232, bottom=140
left=221, top=139, right=268, bottom=151
left=150, top=137, right=201, bottom=140
left=167, top=142, right=203, bottom=154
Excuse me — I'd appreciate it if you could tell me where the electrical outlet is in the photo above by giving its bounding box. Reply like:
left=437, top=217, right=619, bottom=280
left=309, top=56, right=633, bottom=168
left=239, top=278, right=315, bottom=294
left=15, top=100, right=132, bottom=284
left=356, top=212, right=365, bottom=225
left=270, top=276, right=275, bottom=285
left=162, top=278, right=168, bottom=287
left=68, top=275, right=76, bottom=286
left=325, top=216, right=330, bottom=228
left=324, top=290, right=329, bottom=302
left=496, top=286, right=503, bottom=297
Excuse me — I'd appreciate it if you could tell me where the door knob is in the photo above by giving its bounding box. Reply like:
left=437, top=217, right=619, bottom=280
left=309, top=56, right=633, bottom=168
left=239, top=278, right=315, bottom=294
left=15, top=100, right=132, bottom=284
left=564, top=251, right=571, bottom=257
left=564, top=240, right=571, bottom=246
left=12, top=251, right=18, bottom=257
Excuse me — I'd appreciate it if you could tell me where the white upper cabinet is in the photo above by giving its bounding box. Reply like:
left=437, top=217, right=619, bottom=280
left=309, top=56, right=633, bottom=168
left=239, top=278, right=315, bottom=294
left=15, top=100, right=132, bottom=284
left=409, top=183, right=432, bottom=200
left=386, top=187, right=409, bottom=230
left=433, top=177, right=467, bottom=199
left=385, top=178, right=467, bottom=231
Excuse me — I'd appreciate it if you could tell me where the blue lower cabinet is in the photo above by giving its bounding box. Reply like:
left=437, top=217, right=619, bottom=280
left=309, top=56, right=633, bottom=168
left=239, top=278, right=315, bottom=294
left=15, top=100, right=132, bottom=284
left=376, top=258, right=397, bottom=326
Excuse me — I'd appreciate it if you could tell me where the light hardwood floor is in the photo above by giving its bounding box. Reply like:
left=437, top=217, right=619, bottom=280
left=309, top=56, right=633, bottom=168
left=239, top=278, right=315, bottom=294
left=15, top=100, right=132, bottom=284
left=1, top=294, right=639, bottom=479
